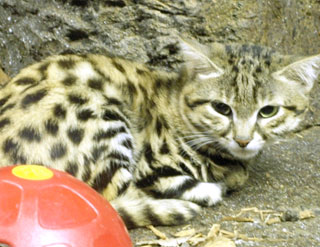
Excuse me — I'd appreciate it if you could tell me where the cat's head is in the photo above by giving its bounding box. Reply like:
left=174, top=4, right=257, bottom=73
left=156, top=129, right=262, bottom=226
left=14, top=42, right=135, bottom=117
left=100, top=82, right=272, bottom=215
left=177, top=39, right=320, bottom=160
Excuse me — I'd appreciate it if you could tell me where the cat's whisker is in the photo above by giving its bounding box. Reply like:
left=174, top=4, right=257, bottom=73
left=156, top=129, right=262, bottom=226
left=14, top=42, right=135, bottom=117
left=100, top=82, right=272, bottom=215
left=180, top=133, right=212, bottom=141
left=184, top=136, right=216, bottom=151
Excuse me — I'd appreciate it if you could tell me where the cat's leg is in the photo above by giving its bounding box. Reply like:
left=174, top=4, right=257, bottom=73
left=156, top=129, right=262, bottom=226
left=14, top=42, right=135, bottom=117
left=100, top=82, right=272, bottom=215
left=222, top=162, right=249, bottom=191
left=208, top=160, right=249, bottom=191
left=136, top=172, right=225, bottom=207
left=84, top=107, right=136, bottom=201
left=77, top=107, right=200, bottom=228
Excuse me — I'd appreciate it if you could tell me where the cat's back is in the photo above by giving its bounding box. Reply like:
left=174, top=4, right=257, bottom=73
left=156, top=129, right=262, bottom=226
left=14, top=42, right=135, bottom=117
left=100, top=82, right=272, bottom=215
left=2, top=53, right=152, bottom=96
left=0, top=53, right=153, bottom=172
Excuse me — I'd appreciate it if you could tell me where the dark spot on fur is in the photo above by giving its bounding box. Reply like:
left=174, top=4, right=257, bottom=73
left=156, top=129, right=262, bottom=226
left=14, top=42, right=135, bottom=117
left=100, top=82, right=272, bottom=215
left=171, top=212, right=186, bottom=224
left=68, top=94, right=88, bottom=105
left=91, top=160, right=120, bottom=192
left=81, top=158, right=92, bottom=182
left=144, top=143, right=154, bottom=164
left=77, top=109, right=96, bottom=121
left=117, top=208, right=135, bottom=229
left=155, top=118, right=162, bottom=136
left=112, top=60, right=125, bottom=73
left=91, top=145, right=108, bottom=162
left=127, top=80, right=137, bottom=96
left=136, top=68, right=148, bottom=75
left=144, top=205, right=163, bottom=226
left=102, top=109, right=129, bottom=126
left=3, top=138, right=18, bottom=153
left=106, top=97, right=122, bottom=106
left=58, top=58, right=76, bottom=69
left=67, top=127, right=84, bottom=145
left=160, top=141, right=170, bottom=155
left=2, top=138, right=26, bottom=163
left=62, top=75, right=77, bottom=86
left=154, top=78, right=164, bottom=93
left=121, top=138, right=133, bottom=150
left=185, top=96, right=210, bottom=109
left=44, top=119, right=59, bottom=136
left=21, top=89, right=47, bottom=109
left=15, top=77, right=36, bottom=86
left=137, top=166, right=183, bottom=190
left=93, top=126, right=127, bottom=142
left=138, top=85, right=148, bottom=99
left=15, top=154, right=27, bottom=164
left=232, top=65, right=239, bottom=72
left=19, top=126, right=41, bottom=142
left=0, top=103, right=15, bottom=116
left=255, top=66, right=262, bottom=73
left=108, top=151, right=130, bottom=163
left=65, top=161, right=79, bottom=176
left=155, top=178, right=198, bottom=199
left=88, top=78, right=104, bottom=91
left=53, top=104, right=67, bottom=119
left=155, top=166, right=182, bottom=177
left=117, top=181, right=130, bottom=196
left=265, top=60, right=271, bottom=66
left=136, top=173, right=158, bottom=188
left=178, top=162, right=193, bottom=176
left=140, top=108, right=153, bottom=129
left=0, top=118, right=10, bottom=129
left=0, top=95, right=11, bottom=107
left=38, top=62, right=50, bottom=78
left=50, top=143, right=67, bottom=160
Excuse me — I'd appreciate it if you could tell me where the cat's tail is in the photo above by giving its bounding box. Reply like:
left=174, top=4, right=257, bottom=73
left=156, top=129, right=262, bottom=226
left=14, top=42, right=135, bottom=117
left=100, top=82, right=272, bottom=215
left=110, top=185, right=201, bottom=229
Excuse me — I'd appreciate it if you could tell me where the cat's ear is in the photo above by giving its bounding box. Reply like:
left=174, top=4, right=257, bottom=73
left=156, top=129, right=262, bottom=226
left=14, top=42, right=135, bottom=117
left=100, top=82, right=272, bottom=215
left=179, top=39, right=224, bottom=80
left=273, top=54, right=320, bottom=93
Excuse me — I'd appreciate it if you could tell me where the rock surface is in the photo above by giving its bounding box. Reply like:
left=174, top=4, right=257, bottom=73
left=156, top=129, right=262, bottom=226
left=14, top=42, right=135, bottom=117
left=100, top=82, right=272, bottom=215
left=0, top=0, right=320, bottom=246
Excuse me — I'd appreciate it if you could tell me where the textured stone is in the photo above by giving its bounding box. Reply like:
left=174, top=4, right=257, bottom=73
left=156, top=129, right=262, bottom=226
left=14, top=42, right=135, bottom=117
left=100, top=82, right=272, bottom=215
left=0, top=0, right=319, bottom=76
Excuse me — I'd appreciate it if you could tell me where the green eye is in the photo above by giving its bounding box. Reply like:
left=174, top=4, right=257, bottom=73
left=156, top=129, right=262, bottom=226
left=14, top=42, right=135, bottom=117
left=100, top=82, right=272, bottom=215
left=212, top=101, right=232, bottom=116
left=259, top=105, right=279, bottom=118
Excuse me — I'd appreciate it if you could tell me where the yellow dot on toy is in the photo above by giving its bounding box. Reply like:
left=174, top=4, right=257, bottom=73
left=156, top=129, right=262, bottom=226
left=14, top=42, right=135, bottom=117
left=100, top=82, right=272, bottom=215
left=12, top=165, right=54, bottom=181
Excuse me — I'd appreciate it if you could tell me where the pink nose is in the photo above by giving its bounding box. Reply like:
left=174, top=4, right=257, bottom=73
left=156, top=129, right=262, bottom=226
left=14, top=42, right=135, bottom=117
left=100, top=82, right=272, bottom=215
left=235, top=138, right=250, bottom=148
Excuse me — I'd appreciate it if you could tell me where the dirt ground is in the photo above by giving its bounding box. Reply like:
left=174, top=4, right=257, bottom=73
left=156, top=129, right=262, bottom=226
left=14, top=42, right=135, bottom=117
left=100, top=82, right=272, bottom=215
left=129, top=96, right=320, bottom=246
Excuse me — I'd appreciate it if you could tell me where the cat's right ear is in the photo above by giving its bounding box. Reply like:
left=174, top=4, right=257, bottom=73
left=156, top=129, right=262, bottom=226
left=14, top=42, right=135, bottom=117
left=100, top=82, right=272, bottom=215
left=179, top=39, right=224, bottom=80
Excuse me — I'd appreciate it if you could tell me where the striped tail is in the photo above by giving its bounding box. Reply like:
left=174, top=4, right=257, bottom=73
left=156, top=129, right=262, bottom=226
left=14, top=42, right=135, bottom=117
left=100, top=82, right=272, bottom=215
left=110, top=185, right=201, bottom=229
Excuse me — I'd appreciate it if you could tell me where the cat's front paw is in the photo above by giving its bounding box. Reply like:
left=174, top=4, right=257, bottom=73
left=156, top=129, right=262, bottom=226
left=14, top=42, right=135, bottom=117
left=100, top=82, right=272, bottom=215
left=224, top=164, right=249, bottom=191
left=182, top=182, right=224, bottom=207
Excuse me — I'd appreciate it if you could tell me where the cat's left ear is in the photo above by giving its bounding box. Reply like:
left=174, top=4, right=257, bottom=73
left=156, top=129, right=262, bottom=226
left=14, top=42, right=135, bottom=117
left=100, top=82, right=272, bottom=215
left=273, top=54, right=320, bottom=93
left=179, top=39, right=224, bottom=80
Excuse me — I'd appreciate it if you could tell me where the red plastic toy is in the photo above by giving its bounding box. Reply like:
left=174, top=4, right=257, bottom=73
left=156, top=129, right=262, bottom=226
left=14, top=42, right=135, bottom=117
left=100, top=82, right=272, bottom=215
left=0, top=165, right=132, bottom=247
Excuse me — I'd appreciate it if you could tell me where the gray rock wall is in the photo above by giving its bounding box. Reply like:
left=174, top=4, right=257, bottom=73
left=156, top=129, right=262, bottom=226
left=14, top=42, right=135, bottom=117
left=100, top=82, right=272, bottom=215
left=0, top=0, right=319, bottom=76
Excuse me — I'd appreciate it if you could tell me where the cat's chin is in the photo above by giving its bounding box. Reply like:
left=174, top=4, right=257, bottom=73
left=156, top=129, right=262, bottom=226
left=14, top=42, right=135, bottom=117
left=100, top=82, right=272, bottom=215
left=229, top=148, right=260, bottom=160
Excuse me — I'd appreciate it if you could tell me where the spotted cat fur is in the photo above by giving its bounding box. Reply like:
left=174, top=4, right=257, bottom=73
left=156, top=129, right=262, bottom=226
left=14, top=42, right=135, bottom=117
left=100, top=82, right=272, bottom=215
left=0, top=40, right=319, bottom=228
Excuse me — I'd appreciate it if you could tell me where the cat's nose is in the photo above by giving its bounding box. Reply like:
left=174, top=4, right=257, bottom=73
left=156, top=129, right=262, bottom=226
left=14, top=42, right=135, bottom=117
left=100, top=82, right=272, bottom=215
left=234, top=138, right=251, bottom=148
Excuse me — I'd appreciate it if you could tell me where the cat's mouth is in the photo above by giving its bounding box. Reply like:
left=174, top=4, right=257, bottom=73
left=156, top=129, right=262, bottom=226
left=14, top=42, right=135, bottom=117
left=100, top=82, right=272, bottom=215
left=227, top=139, right=263, bottom=160
left=228, top=147, right=260, bottom=160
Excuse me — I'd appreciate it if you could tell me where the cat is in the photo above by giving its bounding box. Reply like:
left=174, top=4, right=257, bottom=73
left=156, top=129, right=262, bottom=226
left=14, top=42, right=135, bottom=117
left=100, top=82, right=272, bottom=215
left=0, top=39, right=319, bottom=228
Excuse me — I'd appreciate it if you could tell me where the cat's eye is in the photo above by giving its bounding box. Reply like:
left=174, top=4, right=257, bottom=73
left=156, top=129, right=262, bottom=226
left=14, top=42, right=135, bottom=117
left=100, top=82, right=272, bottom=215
left=259, top=105, right=279, bottom=118
left=211, top=101, right=232, bottom=116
